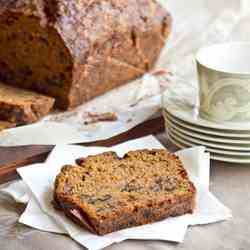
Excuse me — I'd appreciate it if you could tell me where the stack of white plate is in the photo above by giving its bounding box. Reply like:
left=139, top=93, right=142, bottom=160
left=162, top=84, right=250, bottom=164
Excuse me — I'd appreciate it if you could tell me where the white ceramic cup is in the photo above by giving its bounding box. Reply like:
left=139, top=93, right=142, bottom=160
left=196, top=42, right=250, bottom=123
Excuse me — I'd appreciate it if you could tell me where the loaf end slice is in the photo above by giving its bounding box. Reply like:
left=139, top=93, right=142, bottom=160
left=54, top=149, right=196, bottom=235
left=0, top=83, right=55, bottom=125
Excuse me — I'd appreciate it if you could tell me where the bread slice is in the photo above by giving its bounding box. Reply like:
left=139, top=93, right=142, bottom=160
left=0, top=83, right=55, bottom=125
left=54, top=150, right=196, bottom=235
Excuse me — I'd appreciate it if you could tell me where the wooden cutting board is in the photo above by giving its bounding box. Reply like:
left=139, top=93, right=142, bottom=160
left=0, top=117, right=165, bottom=184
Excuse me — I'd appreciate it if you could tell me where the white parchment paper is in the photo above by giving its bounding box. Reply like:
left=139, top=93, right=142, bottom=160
left=0, top=1, right=244, bottom=146
left=1, top=136, right=231, bottom=250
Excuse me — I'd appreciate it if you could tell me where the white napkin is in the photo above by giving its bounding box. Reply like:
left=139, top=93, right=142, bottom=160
left=1, top=136, right=231, bottom=250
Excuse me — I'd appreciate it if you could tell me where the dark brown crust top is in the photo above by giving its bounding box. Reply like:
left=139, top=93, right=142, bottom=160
left=0, top=0, right=171, bottom=63
left=0, top=0, right=172, bottom=108
left=59, top=0, right=171, bottom=59
left=0, top=0, right=42, bottom=19
left=54, top=149, right=196, bottom=235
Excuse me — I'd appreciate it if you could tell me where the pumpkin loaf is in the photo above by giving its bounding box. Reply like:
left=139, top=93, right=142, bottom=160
left=54, top=149, right=196, bottom=235
left=0, top=83, right=55, bottom=125
left=0, top=120, right=16, bottom=131
left=0, top=0, right=172, bottom=109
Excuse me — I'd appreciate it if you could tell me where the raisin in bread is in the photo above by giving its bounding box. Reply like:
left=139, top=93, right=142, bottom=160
left=0, top=0, right=172, bottom=109
left=54, top=150, right=196, bottom=235
left=0, top=83, right=54, bottom=125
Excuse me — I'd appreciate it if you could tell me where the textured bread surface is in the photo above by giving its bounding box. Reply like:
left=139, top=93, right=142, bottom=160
left=54, top=149, right=196, bottom=235
left=0, top=82, right=55, bottom=125
left=0, top=0, right=172, bottom=109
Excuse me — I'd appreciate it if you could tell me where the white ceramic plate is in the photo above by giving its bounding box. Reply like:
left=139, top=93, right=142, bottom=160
left=162, top=83, right=250, bottom=131
left=163, top=109, right=250, bottom=138
left=168, top=132, right=250, bottom=164
left=166, top=121, right=250, bottom=156
left=165, top=116, right=250, bottom=144
left=167, top=126, right=250, bottom=151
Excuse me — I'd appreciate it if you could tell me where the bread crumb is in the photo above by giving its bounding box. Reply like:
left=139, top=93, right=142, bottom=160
left=84, top=112, right=118, bottom=125
left=152, top=69, right=171, bottom=76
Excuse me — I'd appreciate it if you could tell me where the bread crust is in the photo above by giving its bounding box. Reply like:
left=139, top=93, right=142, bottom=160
left=54, top=149, right=196, bottom=235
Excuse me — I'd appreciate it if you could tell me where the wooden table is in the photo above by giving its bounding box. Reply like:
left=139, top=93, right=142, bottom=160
left=0, top=117, right=165, bottom=184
